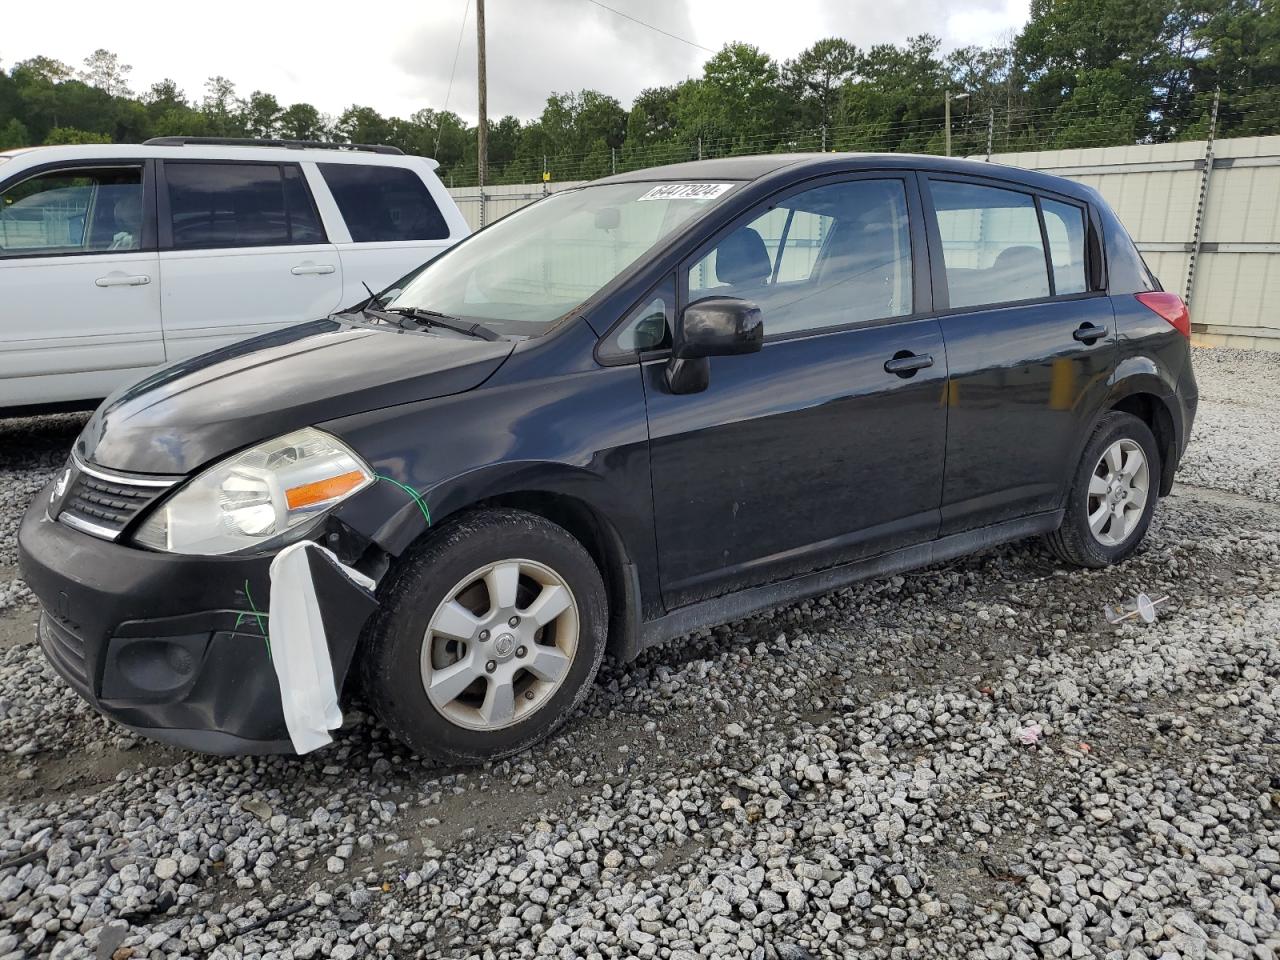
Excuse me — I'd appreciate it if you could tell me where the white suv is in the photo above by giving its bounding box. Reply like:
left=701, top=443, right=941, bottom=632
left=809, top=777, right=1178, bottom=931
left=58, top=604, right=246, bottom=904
left=0, top=138, right=470, bottom=411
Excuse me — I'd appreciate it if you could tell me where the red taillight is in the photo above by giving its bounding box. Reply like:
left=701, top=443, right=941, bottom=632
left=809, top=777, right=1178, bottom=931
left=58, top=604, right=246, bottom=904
left=1135, top=292, right=1191, bottom=338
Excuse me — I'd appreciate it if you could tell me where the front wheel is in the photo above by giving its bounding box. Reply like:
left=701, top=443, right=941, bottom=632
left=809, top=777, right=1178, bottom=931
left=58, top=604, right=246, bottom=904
left=1046, top=411, right=1162, bottom=569
left=361, top=509, right=607, bottom=763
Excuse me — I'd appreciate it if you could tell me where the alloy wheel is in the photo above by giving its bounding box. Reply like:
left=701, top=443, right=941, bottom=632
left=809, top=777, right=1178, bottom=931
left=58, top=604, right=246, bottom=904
left=1087, top=438, right=1150, bottom=547
left=420, top=559, right=579, bottom=731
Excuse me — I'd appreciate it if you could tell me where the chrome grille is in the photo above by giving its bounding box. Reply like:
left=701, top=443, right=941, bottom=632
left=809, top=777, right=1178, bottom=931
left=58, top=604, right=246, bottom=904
left=54, top=457, right=179, bottom=542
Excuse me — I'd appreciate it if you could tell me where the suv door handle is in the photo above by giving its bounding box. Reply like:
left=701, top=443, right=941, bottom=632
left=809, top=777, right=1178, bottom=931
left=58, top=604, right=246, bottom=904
left=1073, top=323, right=1109, bottom=344
left=95, top=274, right=150, bottom=287
left=291, top=264, right=336, bottom=276
left=884, top=352, right=934, bottom=377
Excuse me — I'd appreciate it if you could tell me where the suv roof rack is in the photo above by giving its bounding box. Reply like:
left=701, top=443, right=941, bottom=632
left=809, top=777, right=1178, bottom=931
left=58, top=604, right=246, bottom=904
left=142, top=136, right=404, bottom=156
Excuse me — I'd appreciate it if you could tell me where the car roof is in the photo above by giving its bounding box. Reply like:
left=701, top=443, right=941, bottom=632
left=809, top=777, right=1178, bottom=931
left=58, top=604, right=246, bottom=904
left=595, top=151, right=1095, bottom=202
left=0, top=143, right=440, bottom=170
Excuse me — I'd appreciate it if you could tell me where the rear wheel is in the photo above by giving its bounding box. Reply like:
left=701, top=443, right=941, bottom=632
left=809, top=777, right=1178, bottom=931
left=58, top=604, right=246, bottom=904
left=362, top=509, right=607, bottom=763
left=1046, top=411, right=1161, bottom=568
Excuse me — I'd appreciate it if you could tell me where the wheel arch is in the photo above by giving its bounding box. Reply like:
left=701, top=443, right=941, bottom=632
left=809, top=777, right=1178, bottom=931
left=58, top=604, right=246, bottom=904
left=1102, top=378, right=1180, bottom=496
left=368, top=464, right=649, bottom=665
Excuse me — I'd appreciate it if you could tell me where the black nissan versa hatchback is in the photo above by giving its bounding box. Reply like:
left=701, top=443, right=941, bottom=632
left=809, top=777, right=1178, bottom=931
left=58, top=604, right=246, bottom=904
left=19, top=153, right=1197, bottom=763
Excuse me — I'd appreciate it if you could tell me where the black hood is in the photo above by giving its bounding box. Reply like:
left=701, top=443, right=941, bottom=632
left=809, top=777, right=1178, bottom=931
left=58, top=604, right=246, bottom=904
left=77, top=319, right=514, bottom=474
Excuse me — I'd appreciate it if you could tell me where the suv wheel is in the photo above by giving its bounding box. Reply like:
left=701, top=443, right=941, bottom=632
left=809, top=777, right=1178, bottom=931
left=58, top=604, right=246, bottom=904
left=1046, top=411, right=1161, bottom=569
left=362, top=509, right=607, bottom=763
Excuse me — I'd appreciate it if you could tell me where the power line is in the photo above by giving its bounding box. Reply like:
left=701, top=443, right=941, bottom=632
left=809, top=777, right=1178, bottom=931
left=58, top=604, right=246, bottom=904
left=581, top=0, right=714, bottom=54
left=436, top=0, right=471, bottom=156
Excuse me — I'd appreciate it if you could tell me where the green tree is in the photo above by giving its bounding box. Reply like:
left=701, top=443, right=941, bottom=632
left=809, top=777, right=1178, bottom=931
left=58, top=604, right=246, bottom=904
left=202, top=76, right=243, bottom=135
left=676, top=43, right=783, bottom=148
left=279, top=102, right=328, bottom=140
left=334, top=105, right=394, bottom=145
left=836, top=35, right=947, bottom=152
left=0, top=118, right=30, bottom=149
left=632, top=85, right=680, bottom=141
left=1190, top=0, right=1280, bottom=136
left=784, top=38, right=860, bottom=131
left=12, top=56, right=73, bottom=84
left=44, top=126, right=112, bottom=144
left=241, top=91, right=283, bottom=138
left=79, top=49, right=132, bottom=97
left=143, top=79, right=186, bottom=111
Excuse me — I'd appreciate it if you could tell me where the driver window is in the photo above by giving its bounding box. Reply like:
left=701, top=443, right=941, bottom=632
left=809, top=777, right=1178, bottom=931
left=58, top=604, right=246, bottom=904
left=686, top=179, right=913, bottom=336
left=0, top=166, right=144, bottom=257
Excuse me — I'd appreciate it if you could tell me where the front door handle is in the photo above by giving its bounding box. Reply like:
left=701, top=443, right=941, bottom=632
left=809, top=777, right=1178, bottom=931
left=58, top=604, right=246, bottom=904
left=884, top=352, right=934, bottom=377
left=291, top=264, right=336, bottom=276
left=1073, top=323, right=1109, bottom=344
left=95, top=274, right=151, bottom=287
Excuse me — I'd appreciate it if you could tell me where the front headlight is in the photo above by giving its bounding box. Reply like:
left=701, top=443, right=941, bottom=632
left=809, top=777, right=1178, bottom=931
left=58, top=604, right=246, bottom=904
left=134, top=427, right=374, bottom=555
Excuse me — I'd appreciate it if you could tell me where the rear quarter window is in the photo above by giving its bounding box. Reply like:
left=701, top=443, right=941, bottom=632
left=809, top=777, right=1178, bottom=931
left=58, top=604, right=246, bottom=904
left=319, top=164, right=450, bottom=243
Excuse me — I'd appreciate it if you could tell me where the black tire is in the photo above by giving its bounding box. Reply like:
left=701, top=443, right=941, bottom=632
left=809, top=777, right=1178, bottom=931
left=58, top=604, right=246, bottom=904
left=361, top=508, right=607, bottom=763
left=1046, top=411, right=1162, bottom=569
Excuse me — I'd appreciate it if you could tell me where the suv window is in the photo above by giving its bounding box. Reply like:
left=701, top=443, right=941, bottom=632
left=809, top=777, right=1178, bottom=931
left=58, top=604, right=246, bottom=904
left=931, top=180, right=1050, bottom=308
left=1041, top=197, right=1088, bottom=295
left=164, top=162, right=324, bottom=250
left=0, top=166, right=144, bottom=257
left=687, top=178, right=913, bottom=336
left=319, top=164, right=449, bottom=242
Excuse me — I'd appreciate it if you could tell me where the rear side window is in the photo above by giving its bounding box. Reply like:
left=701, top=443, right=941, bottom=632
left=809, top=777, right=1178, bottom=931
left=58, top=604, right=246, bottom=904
left=0, top=166, right=144, bottom=257
left=931, top=180, right=1049, bottom=308
left=164, top=162, right=325, bottom=250
left=319, top=164, right=449, bottom=242
left=1041, top=197, right=1088, bottom=295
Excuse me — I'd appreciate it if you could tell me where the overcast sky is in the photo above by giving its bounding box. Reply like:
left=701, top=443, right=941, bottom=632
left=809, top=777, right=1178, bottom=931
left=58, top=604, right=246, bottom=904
left=5, top=0, right=1030, bottom=122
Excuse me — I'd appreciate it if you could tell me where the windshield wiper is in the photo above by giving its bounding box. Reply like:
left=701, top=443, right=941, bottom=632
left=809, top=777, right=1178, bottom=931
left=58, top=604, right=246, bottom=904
left=388, top=307, right=503, bottom=342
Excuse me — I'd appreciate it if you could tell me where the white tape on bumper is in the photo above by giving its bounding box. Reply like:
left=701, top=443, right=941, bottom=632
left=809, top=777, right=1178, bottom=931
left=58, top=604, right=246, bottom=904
left=268, top=541, right=376, bottom=754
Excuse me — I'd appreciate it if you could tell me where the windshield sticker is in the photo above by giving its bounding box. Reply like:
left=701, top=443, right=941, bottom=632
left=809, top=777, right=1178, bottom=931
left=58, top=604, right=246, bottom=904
left=637, top=182, right=735, bottom=202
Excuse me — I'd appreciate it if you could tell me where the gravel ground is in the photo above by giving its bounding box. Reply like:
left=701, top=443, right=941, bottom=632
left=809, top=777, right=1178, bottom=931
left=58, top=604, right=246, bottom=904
left=0, top=347, right=1276, bottom=960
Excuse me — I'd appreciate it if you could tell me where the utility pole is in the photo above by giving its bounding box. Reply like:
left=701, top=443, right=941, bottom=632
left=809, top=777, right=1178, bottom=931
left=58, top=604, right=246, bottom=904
left=944, top=91, right=968, bottom=157
left=476, top=0, right=488, bottom=224
left=944, top=92, right=951, bottom=157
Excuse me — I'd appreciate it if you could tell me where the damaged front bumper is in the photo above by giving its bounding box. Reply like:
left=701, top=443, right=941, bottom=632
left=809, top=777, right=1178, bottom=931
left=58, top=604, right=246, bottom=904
left=17, top=484, right=378, bottom=755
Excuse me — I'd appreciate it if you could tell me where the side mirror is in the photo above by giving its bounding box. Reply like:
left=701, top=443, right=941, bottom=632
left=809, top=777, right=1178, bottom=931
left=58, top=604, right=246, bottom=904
left=674, top=297, right=764, bottom=359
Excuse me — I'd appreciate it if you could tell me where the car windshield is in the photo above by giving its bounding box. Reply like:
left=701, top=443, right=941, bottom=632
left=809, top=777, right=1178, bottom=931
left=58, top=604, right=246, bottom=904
left=385, top=180, right=738, bottom=333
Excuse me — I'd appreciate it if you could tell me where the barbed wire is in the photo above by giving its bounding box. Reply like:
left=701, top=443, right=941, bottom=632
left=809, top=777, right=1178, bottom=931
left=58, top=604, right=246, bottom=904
left=438, top=87, right=1278, bottom=188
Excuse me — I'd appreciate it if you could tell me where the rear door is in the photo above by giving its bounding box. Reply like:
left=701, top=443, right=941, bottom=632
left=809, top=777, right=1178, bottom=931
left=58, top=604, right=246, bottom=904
left=0, top=160, right=164, bottom=407
left=643, top=173, right=948, bottom=610
left=922, top=175, right=1115, bottom=535
left=157, top=160, right=343, bottom=362
left=314, top=161, right=458, bottom=301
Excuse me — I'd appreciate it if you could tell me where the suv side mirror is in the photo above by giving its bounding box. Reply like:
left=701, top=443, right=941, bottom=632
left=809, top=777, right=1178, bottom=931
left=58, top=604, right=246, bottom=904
left=674, top=297, right=764, bottom=359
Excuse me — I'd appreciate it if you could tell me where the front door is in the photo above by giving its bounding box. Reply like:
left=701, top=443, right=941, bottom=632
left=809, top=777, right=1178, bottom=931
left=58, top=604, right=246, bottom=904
left=922, top=177, right=1116, bottom=535
left=644, top=174, right=949, bottom=610
left=157, top=160, right=343, bottom=362
left=0, top=161, right=164, bottom=407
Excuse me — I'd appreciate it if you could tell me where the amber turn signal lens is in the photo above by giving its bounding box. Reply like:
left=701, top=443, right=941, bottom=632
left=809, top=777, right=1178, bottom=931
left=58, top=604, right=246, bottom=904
left=285, top=470, right=367, bottom=510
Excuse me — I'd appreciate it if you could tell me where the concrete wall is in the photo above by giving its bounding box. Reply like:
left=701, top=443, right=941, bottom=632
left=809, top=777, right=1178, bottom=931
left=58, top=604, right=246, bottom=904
left=448, top=136, right=1280, bottom=350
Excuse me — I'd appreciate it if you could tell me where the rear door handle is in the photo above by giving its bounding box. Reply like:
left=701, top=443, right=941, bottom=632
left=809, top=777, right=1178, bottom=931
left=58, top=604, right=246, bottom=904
left=291, top=264, right=336, bottom=276
left=95, top=274, right=150, bottom=287
left=884, top=352, right=934, bottom=377
left=1073, top=323, right=1109, bottom=344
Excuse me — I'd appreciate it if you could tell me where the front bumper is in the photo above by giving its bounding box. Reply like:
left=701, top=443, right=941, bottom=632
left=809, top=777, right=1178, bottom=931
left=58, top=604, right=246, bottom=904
left=18, top=484, right=378, bottom=755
